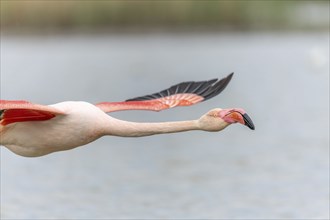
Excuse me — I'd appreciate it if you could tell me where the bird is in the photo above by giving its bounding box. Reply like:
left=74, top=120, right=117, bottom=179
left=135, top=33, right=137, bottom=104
left=0, top=73, right=254, bottom=157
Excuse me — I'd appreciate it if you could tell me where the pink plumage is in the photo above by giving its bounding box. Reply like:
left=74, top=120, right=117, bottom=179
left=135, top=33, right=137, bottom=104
left=0, top=73, right=254, bottom=157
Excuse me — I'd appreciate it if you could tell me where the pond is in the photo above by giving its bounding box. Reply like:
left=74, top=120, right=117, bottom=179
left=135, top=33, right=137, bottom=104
left=1, top=32, right=329, bottom=219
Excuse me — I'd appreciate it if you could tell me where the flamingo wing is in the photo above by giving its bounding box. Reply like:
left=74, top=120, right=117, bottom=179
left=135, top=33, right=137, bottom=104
left=97, top=72, right=234, bottom=112
left=0, top=100, right=66, bottom=126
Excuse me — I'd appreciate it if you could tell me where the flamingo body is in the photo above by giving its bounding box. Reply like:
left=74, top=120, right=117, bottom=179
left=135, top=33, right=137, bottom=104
left=0, top=73, right=255, bottom=157
left=1, top=102, right=108, bottom=156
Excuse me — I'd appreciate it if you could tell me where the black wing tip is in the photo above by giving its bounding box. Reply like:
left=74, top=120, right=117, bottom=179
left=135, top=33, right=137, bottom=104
left=201, top=72, right=234, bottom=101
left=224, top=72, right=234, bottom=83
left=126, top=73, right=234, bottom=102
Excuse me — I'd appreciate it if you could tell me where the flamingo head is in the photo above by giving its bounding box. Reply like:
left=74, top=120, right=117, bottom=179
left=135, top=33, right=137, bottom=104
left=218, top=108, right=255, bottom=130
left=198, top=108, right=255, bottom=131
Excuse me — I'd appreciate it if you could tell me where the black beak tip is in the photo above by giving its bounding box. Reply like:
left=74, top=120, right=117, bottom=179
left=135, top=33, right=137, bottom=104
left=242, top=113, right=255, bottom=130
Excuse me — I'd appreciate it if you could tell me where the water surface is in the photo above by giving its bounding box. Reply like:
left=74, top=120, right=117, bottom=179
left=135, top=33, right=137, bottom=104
left=1, top=32, right=329, bottom=219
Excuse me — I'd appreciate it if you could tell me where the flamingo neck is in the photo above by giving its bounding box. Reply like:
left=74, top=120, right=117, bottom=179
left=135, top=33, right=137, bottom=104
left=103, top=118, right=200, bottom=137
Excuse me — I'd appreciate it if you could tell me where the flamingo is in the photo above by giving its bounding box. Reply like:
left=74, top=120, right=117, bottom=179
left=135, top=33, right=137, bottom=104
left=0, top=73, right=254, bottom=157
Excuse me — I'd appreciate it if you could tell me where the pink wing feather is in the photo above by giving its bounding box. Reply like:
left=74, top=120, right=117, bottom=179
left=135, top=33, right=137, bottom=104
left=97, top=73, right=234, bottom=112
left=0, top=100, right=65, bottom=126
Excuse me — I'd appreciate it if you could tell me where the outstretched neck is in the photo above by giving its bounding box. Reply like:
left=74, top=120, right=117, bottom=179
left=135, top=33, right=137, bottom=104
left=103, top=118, right=200, bottom=137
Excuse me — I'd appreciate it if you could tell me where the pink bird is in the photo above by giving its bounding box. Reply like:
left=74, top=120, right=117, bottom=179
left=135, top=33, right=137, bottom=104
left=0, top=73, right=254, bottom=157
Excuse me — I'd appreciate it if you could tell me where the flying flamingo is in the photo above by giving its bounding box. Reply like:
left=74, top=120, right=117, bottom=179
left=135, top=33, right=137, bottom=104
left=0, top=73, right=254, bottom=157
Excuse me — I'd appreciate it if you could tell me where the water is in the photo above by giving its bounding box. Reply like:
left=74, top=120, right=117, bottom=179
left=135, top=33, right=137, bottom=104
left=1, top=32, right=329, bottom=219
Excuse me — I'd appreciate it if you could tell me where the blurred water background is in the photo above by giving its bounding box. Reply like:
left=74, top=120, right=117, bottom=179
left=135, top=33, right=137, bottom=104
left=1, top=1, right=329, bottom=219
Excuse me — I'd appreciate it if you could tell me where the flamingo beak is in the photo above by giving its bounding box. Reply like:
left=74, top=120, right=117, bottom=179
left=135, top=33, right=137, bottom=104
left=242, top=113, right=255, bottom=130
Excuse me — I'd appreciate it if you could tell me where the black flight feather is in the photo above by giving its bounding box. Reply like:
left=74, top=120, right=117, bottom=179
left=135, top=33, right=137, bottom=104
left=126, top=73, right=234, bottom=102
